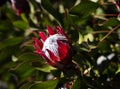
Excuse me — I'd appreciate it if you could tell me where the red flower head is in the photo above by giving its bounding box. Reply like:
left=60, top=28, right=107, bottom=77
left=11, top=0, right=30, bottom=16
left=33, top=26, right=72, bottom=70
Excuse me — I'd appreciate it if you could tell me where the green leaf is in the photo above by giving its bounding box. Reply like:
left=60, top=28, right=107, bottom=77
left=78, top=33, right=84, bottom=44
left=70, top=1, right=100, bottom=18
left=21, top=14, right=28, bottom=23
left=41, top=0, right=63, bottom=24
left=11, top=61, right=35, bottom=83
left=18, top=53, right=40, bottom=61
left=0, top=20, right=13, bottom=31
left=30, top=79, right=59, bottom=89
left=36, top=65, right=56, bottom=73
left=51, top=69, right=61, bottom=78
left=19, top=82, right=32, bottom=89
left=16, top=53, right=55, bottom=72
left=12, top=55, right=18, bottom=62
left=98, top=40, right=111, bottom=52
left=116, top=64, right=120, bottom=74
left=0, top=37, right=23, bottom=50
left=13, top=20, right=29, bottom=30
left=103, top=18, right=120, bottom=27
left=84, top=33, right=94, bottom=42
left=0, top=47, right=19, bottom=63
left=10, top=53, right=41, bottom=83
left=72, top=78, right=81, bottom=89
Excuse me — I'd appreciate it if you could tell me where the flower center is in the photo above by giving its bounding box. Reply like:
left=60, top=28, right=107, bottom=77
left=42, top=34, right=67, bottom=59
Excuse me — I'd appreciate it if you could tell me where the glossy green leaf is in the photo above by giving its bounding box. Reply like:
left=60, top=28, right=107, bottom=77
left=13, top=20, right=29, bottom=30
left=78, top=33, right=84, bottom=44
left=29, top=79, right=59, bottom=89
left=98, top=40, right=111, bottom=52
left=41, top=0, right=63, bottom=24
left=21, top=14, right=28, bottom=23
left=0, top=37, right=23, bottom=50
left=18, top=53, right=40, bottom=61
left=103, top=18, right=120, bottom=27
left=35, top=65, right=56, bottom=73
left=70, top=1, right=100, bottom=18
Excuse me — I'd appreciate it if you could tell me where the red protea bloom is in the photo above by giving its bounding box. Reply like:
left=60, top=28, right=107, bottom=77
left=11, top=0, right=30, bottom=16
left=33, top=26, right=72, bottom=70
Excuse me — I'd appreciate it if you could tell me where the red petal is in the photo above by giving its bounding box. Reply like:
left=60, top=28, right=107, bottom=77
left=56, top=26, right=64, bottom=35
left=40, top=52, right=51, bottom=62
left=32, top=37, right=43, bottom=49
left=56, top=26, right=69, bottom=40
left=40, top=52, right=56, bottom=66
left=33, top=41, right=41, bottom=52
left=34, top=49, right=42, bottom=55
left=47, top=25, right=55, bottom=35
left=46, top=49, right=59, bottom=62
left=57, top=40, right=69, bottom=60
left=39, top=32, right=47, bottom=41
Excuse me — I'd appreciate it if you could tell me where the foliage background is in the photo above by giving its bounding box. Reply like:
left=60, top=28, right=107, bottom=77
left=0, top=0, right=120, bottom=89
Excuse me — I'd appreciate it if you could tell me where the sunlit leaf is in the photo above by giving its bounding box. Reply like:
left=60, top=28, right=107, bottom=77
left=12, top=55, right=18, bottom=62
left=84, top=33, right=94, bottom=42
left=35, top=65, right=56, bottom=73
left=78, top=33, right=84, bottom=44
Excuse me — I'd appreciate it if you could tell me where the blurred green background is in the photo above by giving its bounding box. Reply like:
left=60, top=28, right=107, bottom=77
left=0, top=0, right=120, bottom=89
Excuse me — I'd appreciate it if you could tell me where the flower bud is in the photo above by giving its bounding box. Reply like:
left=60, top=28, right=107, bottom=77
left=11, top=0, right=30, bottom=16
left=33, top=26, right=72, bottom=70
